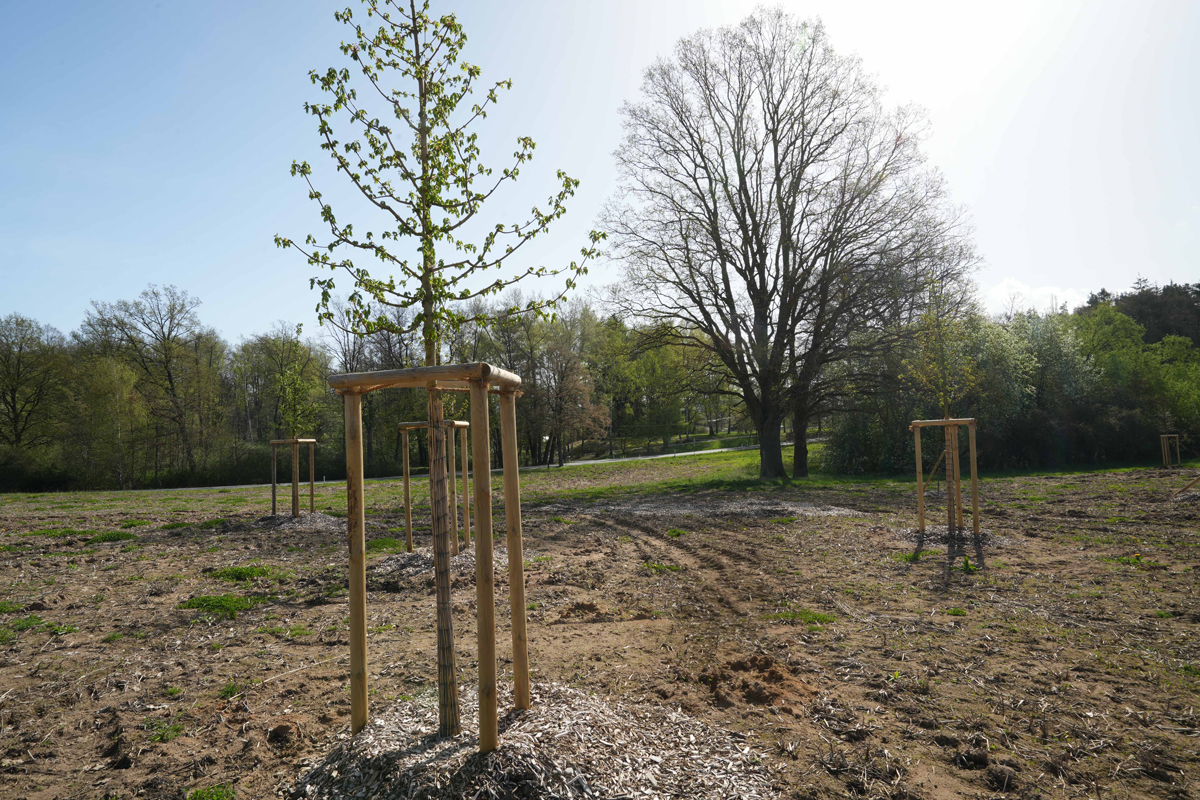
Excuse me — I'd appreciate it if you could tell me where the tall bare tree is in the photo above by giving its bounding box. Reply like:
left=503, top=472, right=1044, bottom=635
left=604, top=10, right=973, bottom=479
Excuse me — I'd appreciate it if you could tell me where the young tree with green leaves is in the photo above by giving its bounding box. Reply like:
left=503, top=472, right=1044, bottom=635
left=276, top=0, right=601, bottom=737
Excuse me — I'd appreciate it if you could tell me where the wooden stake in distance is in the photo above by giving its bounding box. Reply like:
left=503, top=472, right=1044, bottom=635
left=291, top=440, right=301, bottom=517
left=309, top=441, right=316, bottom=514
left=343, top=393, right=369, bottom=734
left=914, top=426, right=924, bottom=535
left=447, top=423, right=460, bottom=556
left=460, top=426, right=471, bottom=546
left=968, top=422, right=983, bottom=567
left=499, top=390, right=530, bottom=710
left=401, top=429, right=413, bottom=551
left=470, top=378, right=498, bottom=752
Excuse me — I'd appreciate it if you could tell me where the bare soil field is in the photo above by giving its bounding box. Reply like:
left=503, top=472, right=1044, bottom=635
left=1, top=453, right=1198, bottom=800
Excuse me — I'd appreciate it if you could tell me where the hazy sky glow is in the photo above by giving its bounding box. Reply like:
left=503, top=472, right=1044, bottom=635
left=1, top=0, right=1196, bottom=339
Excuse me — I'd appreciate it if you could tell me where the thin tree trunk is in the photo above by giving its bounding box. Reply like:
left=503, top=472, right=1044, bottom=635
left=792, top=404, right=809, bottom=479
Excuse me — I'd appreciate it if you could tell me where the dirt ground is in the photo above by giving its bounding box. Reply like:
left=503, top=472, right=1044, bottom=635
left=0, top=460, right=1198, bottom=799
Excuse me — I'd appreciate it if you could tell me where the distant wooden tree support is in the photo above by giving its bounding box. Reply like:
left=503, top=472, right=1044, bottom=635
left=270, top=438, right=316, bottom=517
left=398, top=420, right=472, bottom=554
left=909, top=419, right=984, bottom=569
left=1161, top=434, right=1182, bottom=468
left=330, top=362, right=529, bottom=754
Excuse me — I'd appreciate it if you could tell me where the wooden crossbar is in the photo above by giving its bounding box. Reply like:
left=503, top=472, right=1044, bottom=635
left=329, top=362, right=521, bottom=394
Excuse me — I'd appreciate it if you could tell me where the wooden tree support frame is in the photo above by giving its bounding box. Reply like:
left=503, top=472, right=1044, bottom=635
left=330, top=362, right=529, bottom=753
left=1161, top=434, right=1181, bottom=468
left=398, top=420, right=472, bottom=555
left=270, top=438, right=316, bottom=517
left=909, top=419, right=983, bottom=570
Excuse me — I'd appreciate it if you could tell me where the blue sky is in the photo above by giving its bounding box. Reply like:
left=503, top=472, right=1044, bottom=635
left=1, top=0, right=1197, bottom=341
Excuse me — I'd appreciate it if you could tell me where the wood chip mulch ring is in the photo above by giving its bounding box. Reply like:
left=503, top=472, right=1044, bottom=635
left=289, top=683, right=779, bottom=799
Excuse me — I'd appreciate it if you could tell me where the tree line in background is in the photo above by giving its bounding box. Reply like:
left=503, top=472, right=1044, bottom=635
left=1, top=279, right=1195, bottom=492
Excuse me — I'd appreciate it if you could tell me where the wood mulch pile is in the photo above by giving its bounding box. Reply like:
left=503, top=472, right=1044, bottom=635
left=287, top=683, right=778, bottom=799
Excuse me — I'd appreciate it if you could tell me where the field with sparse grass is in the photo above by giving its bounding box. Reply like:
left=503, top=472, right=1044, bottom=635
left=1, top=451, right=1199, bottom=799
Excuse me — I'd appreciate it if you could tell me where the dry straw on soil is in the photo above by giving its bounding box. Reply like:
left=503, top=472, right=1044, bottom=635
left=289, top=683, right=778, bottom=799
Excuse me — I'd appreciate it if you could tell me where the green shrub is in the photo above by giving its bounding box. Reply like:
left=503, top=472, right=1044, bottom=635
left=763, top=608, right=835, bottom=625
left=179, top=594, right=268, bottom=620
left=218, top=681, right=241, bottom=699
left=208, top=565, right=270, bottom=582
left=88, top=531, right=138, bottom=544
left=666, top=528, right=688, bottom=538
left=946, top=607, right=967, bottom=617
left=145, top=718, right=184, bottom=743
left=189, top=784, right=235, bottom=800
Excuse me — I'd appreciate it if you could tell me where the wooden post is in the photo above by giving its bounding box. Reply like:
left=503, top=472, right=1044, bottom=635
left=344, top=393, right=369, bottom=734
left=470, top=379, right=498, bottom=752
left=309, top=441, right=315, bottom=515
left=291, top=440, right=301, bottom=518
left=499, top=390, right=530, bottom=710
left=271, top=444, right=277, bottom=516
left=447, top=424, right=460, bottom=556
left=402, top=430, right=413, bottom=552
left=1177, top=472, right=1200, bottom=496
left=427, top=388, right=460, bottom=739
left=914, top=426, right=924, bottom=534
left=461, top=426, right=471, bottom=546
left=944, top=425, right=955, bottom=536
left=952, top=427, right=964, bottom=533
left=969, top=422, right=984, bottom=568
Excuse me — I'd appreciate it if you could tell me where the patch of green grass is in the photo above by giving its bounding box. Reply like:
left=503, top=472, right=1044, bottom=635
left=88, top=531, right=138, bottom=544
left=51, top=624, right=79, bottom=635
left=892, top=550, right=940, bottom=563
left=12, top=614, right=44, bottom=631
left=1155, top=610, right=1175, bottom=618
left=218, top=681, right=242, bottom=700
left=666, top=528, right=688, bottom=538
left=946, top=607, right=967, bottom=617
left=145, top=717, right=184, bottom=743
left=0, top=601, right=23, bottom=614
left=179, top=594, right=268, bottom=620
left=1181, top=664, right=1200, bottom=678
left=22, top=527, right=98, bottom=538
left=0, top=628, right=13, bottom=645
left=102, top=632, right=123, bottom=643
left=120, top=520, right=150, bottom=529
left=165, top=686, right=183, bottom=697
left=643, top=561, right=681, bottom=575
left=763, top=608, right=835, bottom=625
left=208, top=565, right=270, bottom=582
left=551, top=516, right=577, bottom=524
left=368, top=623, right=394, bottom=634
left=189, top=785, right=235, bottom=800
left=1103, top=554, right=1163, bottom=568
left=197, top=518, right=228, bottom=530
left=366, top=537, right=405, bottom=554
